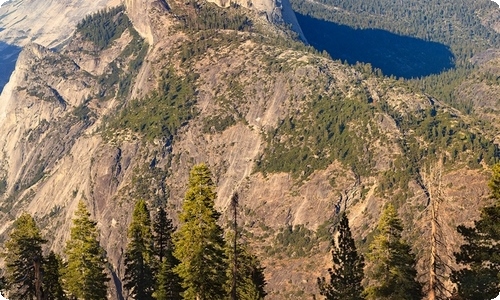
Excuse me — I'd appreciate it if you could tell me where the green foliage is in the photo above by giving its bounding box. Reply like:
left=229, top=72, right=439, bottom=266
left=2, top=213, right=46, bottom=300
left=256, top=93, right=375, bottom=180
left=76, top=6, right=130, bottom=51
left=177, top=30, right=249, bottom=64
left=406, top=108, right=497, bottom=167
left=226, top=194, right=266, bottom=300
left=290, top=0, right=500, bottom=115
left=124, top=199, right=155, bottom=300
left=225, top=238, right=267, bottom=300
left=118, top=39, right=149, bottom=98
left=488, top=163, right=500, bottom=200
left=376, top=104, right=498, bottom=200
left=318, top=213, right=365, bottom=300
left=63, top=201, right=109, bottom=300
left=76, top=6, right=147, bottom=102
left=408, top=66, right=474, bottom=113
left=152, top=206, right=182, bottom=300
left=203, top=114, right=237, bottom=133
left=153, top=207, right=175, bottom=267
left=173, top=164, right=228, bottom=300
left=365, top=204, right=423, bottom=300
left=96, top=62, right=121, bottom=100
left=316, top=219, right=334, bottom=241
left=183, top=2, right=252, bottom=32
left=107, top=68, right=197, bottom=141
left=275, top=224, right=317, bottom=257
left=43, top=251, right=66, bottom=300
left=291, top=0, right=500, bottom=66
left=155, top=258, right=183, bottom=300
left=96, top=27, right=148, bottom=101
left=73, top=102, right=95, bottom=123
left=451, top=164, right=500, bottom=300
left=258, top=78, right=474, bottom=189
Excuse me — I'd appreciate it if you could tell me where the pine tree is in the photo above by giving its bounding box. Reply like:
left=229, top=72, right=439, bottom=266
left=365, top=204, right=423, bottom=300
left=152, top=206, right=182, bottom=300
left=124, top=199, right=155, bottom=300
left=225, top=193, right=267, bottom=300
left=153, top=206, right=175, bottom=264
left=452, top=164, right=500, bottom=300
left=63, top=201, right=109, bottom=300
left=156, top=258, right=183, bottom=300
left=43, top=251, right=66, bottom=300
left=173, top=163, right=228, bottom=300
left=225, top=239, right=267, bottom=300
left=317, top=212, right=364, bottom=300
left=2, top=213, right=46, bottom=300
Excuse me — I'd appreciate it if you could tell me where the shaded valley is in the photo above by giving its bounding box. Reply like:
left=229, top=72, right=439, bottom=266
left=0, top=41, right=21, bottom=92
left=295, top=13, right=455, bottom=78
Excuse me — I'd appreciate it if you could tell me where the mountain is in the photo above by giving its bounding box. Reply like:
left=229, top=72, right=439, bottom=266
left=0, top=0, right=121, bottom=47
left=0, top=0, right=119, bottom=92
left=0, top=0, right=499, bottom=298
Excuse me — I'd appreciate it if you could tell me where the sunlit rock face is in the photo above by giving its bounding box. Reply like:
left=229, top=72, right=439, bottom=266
left=0, top=0, right=498, bottom=298
left=204, top=0, right=306, bottom=41
left=0, top=0, right=118, bottom=92
left=0, top=0, right=119, bottom=48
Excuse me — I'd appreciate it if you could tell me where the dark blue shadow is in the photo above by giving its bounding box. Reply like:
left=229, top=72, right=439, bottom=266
left=0, top=41, right=22, bottom=93
left=295, top=13, right=455, bottom=79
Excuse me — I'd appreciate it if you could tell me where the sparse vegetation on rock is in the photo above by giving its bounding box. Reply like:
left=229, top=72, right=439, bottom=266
left=452, top=164, right=500, bottom=299
left=1, top=0, right=500, bottom=298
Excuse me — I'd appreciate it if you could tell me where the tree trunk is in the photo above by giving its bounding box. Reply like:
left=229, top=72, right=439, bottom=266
left=231, top=192, right=239, bottom=300
left=34, top=256, right=43, bottom=300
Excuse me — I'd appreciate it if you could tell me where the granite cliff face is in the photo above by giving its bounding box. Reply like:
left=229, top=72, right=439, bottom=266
left=0, top=0, right=119, bottom=47
left=0, top=0, right=120, bottom=93
left=203, top=0, right=306, bottom=41
left=0, top=0, right=497, bottom=298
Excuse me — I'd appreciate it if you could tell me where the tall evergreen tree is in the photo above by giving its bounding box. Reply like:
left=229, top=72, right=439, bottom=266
left=43, top=251, right=66, bottom=300
left=63, top=201, right=109, bottom=300
left=152, top=207, right=182, bottom=300
left=225, top=192, right=267, bottom=300
left=365, top=204, right=423, bottom=300
left=124, top=199, right=155, bottom=300
left=3, top=213, right=46, bottom=300
left=156, top=258, right=183, bottom=300
left=153, top=206, right=175, bottom=265
left=225, top=238, right=267, bottom=300
left=452, top=164, right=500, bottom=300
left=173, top=163, right=228, bottom=300
left=317, top=212, right=365, bottom=300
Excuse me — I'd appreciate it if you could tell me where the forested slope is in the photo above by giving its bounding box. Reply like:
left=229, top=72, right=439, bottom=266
left=291, top=0, right=500, bottom=64
left=0, top=0, right=498, bottom=298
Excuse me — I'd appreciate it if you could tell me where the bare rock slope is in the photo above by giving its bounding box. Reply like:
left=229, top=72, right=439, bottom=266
left=0, top=0, right=119, bottom=48
left=0, top=0, right=497, bottom=298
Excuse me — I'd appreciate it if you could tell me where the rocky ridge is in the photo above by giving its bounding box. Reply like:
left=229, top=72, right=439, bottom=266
left=0, top=0, right=120, bottom=48
left=0, top=0, right=497, bottom=298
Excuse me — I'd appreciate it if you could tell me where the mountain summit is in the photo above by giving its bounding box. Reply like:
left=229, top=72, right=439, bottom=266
left=0, top=0, right=499, bottom=298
